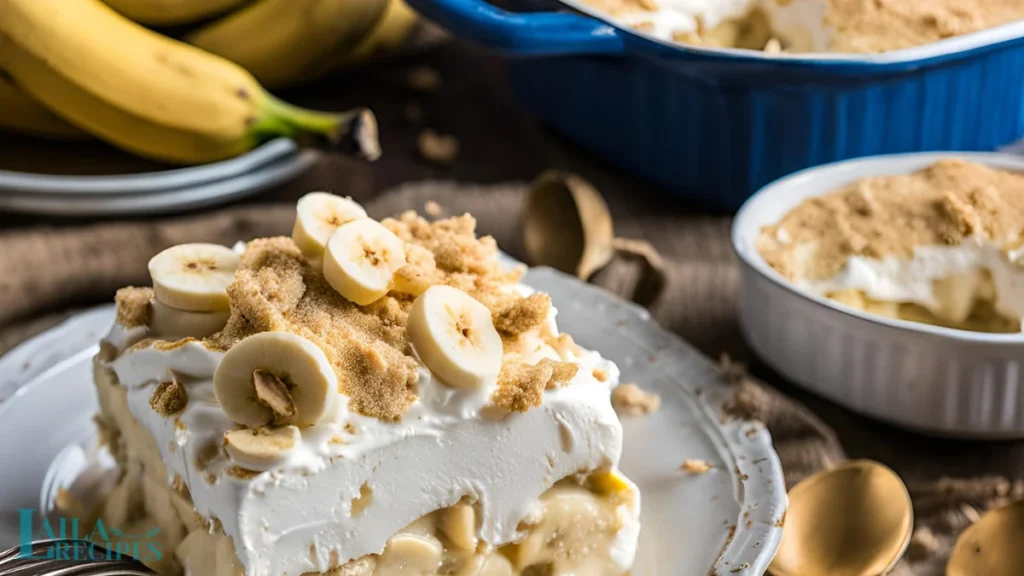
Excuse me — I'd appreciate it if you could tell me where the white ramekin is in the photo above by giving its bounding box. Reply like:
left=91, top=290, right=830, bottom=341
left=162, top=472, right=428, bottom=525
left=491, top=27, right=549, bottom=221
left=733, top=152, right=1024, bottom=439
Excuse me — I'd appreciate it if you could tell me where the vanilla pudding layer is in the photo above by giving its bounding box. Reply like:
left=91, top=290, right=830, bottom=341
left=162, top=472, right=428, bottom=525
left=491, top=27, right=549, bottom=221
left=807, top=238, right=1024, bottom=332
left=580, top=0, right=1024, bottom=53
left=94, top=312, right=639, bottom=576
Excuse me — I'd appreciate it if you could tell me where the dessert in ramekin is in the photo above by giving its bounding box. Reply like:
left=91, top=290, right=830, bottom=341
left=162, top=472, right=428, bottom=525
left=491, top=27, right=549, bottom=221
left=734, top=153, right=1024, bottom=438
left=91, top=193, right=640, bottom=575
left=757, top=158, right=1024, bottom=334
left=579, top=0, right=1024, bottom=53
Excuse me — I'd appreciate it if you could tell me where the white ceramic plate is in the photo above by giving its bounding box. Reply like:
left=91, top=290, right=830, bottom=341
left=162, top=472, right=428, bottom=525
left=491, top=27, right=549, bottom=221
left=0, top=268, right=787, bottom=574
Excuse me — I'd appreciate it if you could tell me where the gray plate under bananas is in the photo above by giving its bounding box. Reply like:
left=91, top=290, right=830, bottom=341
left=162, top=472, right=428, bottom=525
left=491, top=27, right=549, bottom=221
left=0, top=139, right=318, bottom=216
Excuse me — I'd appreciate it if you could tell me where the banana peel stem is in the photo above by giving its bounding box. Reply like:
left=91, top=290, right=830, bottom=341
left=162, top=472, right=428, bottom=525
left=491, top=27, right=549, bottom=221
left=256, top=95, right=381, bottom=160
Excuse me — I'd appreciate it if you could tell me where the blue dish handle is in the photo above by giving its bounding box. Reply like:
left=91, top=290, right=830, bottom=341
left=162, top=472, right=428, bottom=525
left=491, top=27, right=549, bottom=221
left=405, top=0, right=625, bottom=56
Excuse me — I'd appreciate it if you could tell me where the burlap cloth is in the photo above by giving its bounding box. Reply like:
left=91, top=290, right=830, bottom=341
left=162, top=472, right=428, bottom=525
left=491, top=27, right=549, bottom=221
left=3, top=181, right=1023, bottom=574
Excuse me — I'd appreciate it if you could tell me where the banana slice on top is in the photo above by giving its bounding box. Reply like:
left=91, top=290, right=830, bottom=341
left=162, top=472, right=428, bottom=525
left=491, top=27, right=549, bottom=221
left=408, top=285, right=503, bottom=390
left=149, top=243, right=239, bottom=312
left=213, top=332, right=337, bottom=427
left=323, top=219, right=406, bottom=306
left=223, top=426, right=300, bottom=472
left=149, top=299, right=229, bottom=340
left=292, top=192, right=368, bottom=260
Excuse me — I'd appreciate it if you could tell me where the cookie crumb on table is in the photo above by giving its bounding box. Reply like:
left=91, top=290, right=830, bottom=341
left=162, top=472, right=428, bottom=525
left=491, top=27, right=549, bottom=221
left=406, top=66, right=441, bottom=93
left=611, top=383, right=661, bottom=417
left=424, top=200, right=443, bottom=217
left=417, top=129, right=460, bottom=165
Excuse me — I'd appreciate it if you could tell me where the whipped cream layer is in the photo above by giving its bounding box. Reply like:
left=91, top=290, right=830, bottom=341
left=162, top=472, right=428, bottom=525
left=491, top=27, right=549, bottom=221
left=611, top=0, right=831, bottom=52
left=102, top=300, right=637, bottom=576
left=803, top=235, right=1024, bottom=325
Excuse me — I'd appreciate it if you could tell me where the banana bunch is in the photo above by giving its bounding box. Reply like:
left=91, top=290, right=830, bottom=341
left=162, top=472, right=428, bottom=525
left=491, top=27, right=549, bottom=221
left=101, top=0, right=250, bottom=26
left=0, top=0, right=421, bottom=162
left=0, top=73, right=86, bottom=140
left=186, top=0, right=390, bottom=89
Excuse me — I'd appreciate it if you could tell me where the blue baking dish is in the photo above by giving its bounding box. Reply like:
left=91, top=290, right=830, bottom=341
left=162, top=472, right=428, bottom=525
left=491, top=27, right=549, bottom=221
left=405, top=0, right=1024, bottom=209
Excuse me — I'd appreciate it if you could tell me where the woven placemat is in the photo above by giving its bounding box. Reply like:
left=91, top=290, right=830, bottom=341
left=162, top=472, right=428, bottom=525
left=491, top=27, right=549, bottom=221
left=1, top=181, right=1018, bottom=575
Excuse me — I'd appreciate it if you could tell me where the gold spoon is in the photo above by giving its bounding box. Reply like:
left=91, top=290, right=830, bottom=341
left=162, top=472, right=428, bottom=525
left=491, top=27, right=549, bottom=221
left=522, top=171, right=667, bottom=307
left=947, top=499, right=1024, bottom=576
left=769, top=460, right=913, bottom=576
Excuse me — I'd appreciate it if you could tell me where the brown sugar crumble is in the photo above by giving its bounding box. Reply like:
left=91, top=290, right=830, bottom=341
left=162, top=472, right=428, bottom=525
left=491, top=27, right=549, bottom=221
left=758, top=159, right=1024, bottom=283
left=227, top=466, right=261, bottom=480
left=197, top=213, right=564, bottom=422
left=493, top=292, right=551, bottom=336
left=493, top=359, right=579, bottom=412
left=680, top=459, right=714, bottom=474
left=150, top=378, right=188, bottom=417
left=115, top=287, right=153, bottom=329
left=611, top=383, right=661, bottom=417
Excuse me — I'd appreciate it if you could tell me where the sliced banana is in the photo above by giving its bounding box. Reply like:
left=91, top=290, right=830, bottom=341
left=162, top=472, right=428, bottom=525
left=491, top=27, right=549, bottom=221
left=213, top=331, right=337, bottom=427
left=323, top=219, right=407, bottom=306
left=589, top=470, right=632, bottom=496
left=150, top=299, right=229, bottom=340
left=408, top=285, right=502, bottom=390
left=175, top=530, right=217, bottom=576
left=292, top=192, right=368, bottom=260
left=375, top=534, right=443, bottom=576
left=149, top=243, right=239, bottom=312
left=507, top=485, right=621, bottom=572
left=457, top=554, right=514, bottom=576
left=441, top=501, right=477, bottom=551
left=933, top=271, right=982, bottom=324
left=214, top=528, right=245, bottom=576
left=328, top=557, right=377, bottom=576
left=223, top=426, right=300, bottom=471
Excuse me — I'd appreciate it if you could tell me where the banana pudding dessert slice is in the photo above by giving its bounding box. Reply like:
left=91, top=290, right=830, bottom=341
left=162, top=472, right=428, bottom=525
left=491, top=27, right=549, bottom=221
left=92, top=193, right=640, bottom=576
left=758, top=159, right=1024, bottom=333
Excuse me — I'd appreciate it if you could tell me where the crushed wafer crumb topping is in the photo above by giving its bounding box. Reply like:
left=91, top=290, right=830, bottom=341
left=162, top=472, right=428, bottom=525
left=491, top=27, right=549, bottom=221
left=184, top=211, right=576, bottom=421
left=758, top=159, right=1024, bottom=283
left=492, top=359, right=580, bottom=412
left=115, top=287, right=153, bottom=328
left=150, top=377, right=188, bottom=417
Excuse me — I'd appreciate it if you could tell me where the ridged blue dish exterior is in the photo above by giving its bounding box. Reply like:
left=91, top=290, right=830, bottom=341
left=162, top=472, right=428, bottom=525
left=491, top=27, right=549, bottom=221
left=406, top=0, right=1024, bottom=209
left=507, top=46, right=1024, bottom=208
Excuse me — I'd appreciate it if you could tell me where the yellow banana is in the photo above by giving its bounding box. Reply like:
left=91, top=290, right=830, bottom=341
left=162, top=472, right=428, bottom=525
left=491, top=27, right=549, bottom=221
left=187, top=0, right=389, bottom=89
left=301, top=0, right=421, bottom=80
left=0, top=72, right=88, bottom=140
left=101, top=0, right=250, bottom=26
left=0, top=0, right=380, bottom=165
